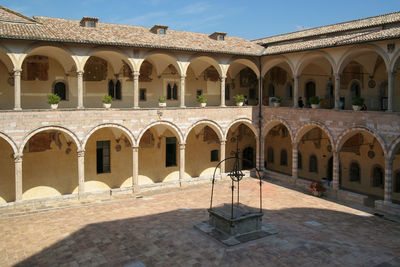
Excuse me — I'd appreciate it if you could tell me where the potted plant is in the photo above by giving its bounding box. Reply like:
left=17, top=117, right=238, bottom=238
left=158, top=95, right=166, bottom=107
left=271, top=96, right=281, bottom=107
left=352, top=97, right=364, bottom=111
left=308, top=181, right=326, bottom=197
left=102, top=94, right=112, bottom=108
left=196, top=94, right=207, bottom=108
left=47, top=93, right=61, bottom=110
left=233, top=94, right=245, bottom=106
left=309, top=96, right=320, bottom=109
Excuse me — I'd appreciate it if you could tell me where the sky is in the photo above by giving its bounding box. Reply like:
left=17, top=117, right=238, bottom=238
left=3, top=0, right=400, bottom=40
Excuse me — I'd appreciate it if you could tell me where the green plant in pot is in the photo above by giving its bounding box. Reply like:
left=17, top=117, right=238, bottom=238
left=197, top=94, right=207, bottom=108
left=309, top=96, right=320, bottom=109
left=102, top=94, right=112, bottom=108
left=233, top=94, right=245, bottom=106
left=158, top=95, right=167, bottom=107
left=352, top=97, right=364, bottom=111
left=47, top=93, right=61, bottom=110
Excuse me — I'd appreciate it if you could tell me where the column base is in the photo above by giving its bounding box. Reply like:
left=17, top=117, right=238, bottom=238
left=180, top=106, right=186, bottom=108
left=133, top=106, right=140, bottom=109
left=13, top=107, right=22, bottom=111
left=77, top=106, right=85, bottom=109
left=220, top=105, right=226, bottom=108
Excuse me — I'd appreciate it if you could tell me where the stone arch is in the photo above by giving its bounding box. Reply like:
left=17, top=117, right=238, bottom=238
left=19, top=126, right=81, bottom=154
left=294, top=121, right=335, bottom=146
left=227, top=57, right=260, bottom=78
left=83, top=123, right=136, bottom=148
left=388, top=135, right=400, bottom=161
left=294, top=51, right=336, bottom=77
left=82, top=48, right=134, bottom=75
left=390, top=48, right=400, bottom=73
left=224, top=118, right=259, bottom=140
left=262, top=117, right=294, bottom=143
left=184, top=120, right=224, bottom=143
left=0, top=131, right=18, bottom=155
left=140, top=52, right=183, bottom=76
left=336, top=45, right=389, bottom=75
left=20, top=44, right=78, bottom=73
left=261, top=55, right=295, bottom=78
left=335, top=126, right=387, bottom=156
left=0, top=44, right=16, bottom=72
left=187, top=55, right=223, bottom=77
left=137, top=121, right=184, bottom=145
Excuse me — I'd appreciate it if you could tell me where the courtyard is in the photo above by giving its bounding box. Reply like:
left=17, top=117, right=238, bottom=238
left=1, top=178, right=400, bottom=267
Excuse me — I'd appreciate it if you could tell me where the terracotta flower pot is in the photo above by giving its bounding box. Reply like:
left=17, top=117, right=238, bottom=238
left=312, top=190, right=323, bottom=197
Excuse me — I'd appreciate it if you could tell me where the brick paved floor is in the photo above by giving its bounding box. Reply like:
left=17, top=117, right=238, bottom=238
left=1, top=178, right=400, bottom=267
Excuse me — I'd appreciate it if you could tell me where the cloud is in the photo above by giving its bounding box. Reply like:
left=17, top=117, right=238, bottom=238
left=295, top=25, right=310, bottom=31
left=179, top=2, right=211, bottom=15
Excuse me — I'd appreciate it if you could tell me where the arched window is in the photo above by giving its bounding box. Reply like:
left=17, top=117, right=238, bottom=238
left=167, top=83, right=178, bottom=100
left=280, top=149, right=288, bottom=166
left=394, top=171, right=400, bottom=193
left=267, top=147, right=274, bottom=163
left=349, top=161, right=361, bottom=182
left=108, top=80, right=122, bottom=100
left=268, top=83, right=275, bottom=97
left=309, top=154, right=318, bottom=173
left=305, top=81, right=316, bottom=104
left=108, top=80, right=115, bottom=98
left=298, top=152, right=302, bottom=169
left=115, top=80, right=122, bottom=100
left=53, top=81, right=67, bottom=100
left=371, top=165, right=384, bottom=188
left=350, top=80, right=361, bottom=98
left=286, top=83, right=293, bottom=99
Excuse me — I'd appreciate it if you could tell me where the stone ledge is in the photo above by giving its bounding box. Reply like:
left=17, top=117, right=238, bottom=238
left=375, top=200, right=400, bottom=216
left=337, top=189, right=368, bottom=205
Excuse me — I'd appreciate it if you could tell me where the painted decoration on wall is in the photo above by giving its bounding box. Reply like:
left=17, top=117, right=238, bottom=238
left=341, top=61, right=363, bottom=89
left=240, top=67, right=258, bottom=87
left=22, top=55, right=49, bottom=81
left=140, top=130, right=155, bottom=147
left=139, top=60, right=153, bottom=82
left=204, top=66, right=219, bottom=82
left=84, top=56, right=108, bottom=81
left=122, top=62, right=133, bottom=81
left=342, top=133, right=363, bottom=155
left=203, top=126, right=219, bottom=142
left=268, top=66, right=287, bottom=86
left=27, top=132, right=62, bottom=152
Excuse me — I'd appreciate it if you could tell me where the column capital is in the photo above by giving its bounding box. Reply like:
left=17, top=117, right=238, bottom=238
left=133, top=70, right=140, bottom=77
left=386, top=69, right=396, bottom=75
left=13, top=68, right=22, bottom=74
left=220, top=140, right=227, bottom=145
left=220, top=75, right=226, bottom=80
left=291, top=142, right=299, bottom=147
left=77, top=70, right=84, bottom=76
left=13, top=153, right=23, bottom=163
left=77, top=149, right=85, bottom=157
left=333, top=72, right=341, bottom=78
left=180, top=75, right=186, bottom=79
left=179, top=143, right=186, bottom=149
left=294, top=75, right=300, bottom=80
left=132, top=146, right=139, bottom=152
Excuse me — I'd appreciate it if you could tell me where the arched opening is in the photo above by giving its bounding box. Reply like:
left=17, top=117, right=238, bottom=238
left=0, top=137, right=15, bottom=203
left=84, top=127, right=133, bottom=192
left=393, top=143, right=400, bottom=204
left=22, top=130, right=78, bottom=200
left=339, top=131, right=385, bottom=201
left=53, top=81, right=67, bottom=101
left=263, top=65, right=292, bottom=107
left=242, top=146, right=255, bottom=170
left=138, top=124, right=181, bottom=184
left=185, top=124, right=221, bottom=177
left=305, top=81, right=316, bottom=107
left=0, top=52, right=16, bottom=110
left=226, top=122, right=257, bottom=171
left=298, top=127, right=332, bottom=182
left=264, top=123, right=292, bottom=175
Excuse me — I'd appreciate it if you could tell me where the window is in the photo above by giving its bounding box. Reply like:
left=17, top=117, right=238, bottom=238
left=211, top=150, right=219, bottom=162
left=140, top=88, right=147, bottom=101
left=280, top=149, right=288, bottom=166
left=86, top=20, right=96, bottom=28
left=158, top=28, right=166, bottom=34
left=249, top=88, right=256, bottom=100
left=225, top=84, right=230, bottom=100
left=196, top=90, right=203, bottom=96
left=54, top=81, right=67, bottom=100
left=309, top=154, right=318, bottom=173
left=268, top=84, right=275, bottom=97
left=108, top=80, right=122, bottom=100
left=350, top=81, right=361, bottom=98
left=96, top=141, right=110, bottom=173
left=372, top=165, right=384, bottom=188
left=218, top=35, right=225, bottom=41
left=349, top=162, right=361, bottom=182
left=166, top=137, right=177, bottom=167
left=267, top=147, right=274, bottom=163
left=167, top=83, right=178, bottom=100
left=394, top=171, right=400, bottom=193
left=298, top=152, right=302, bottom=169
left=286, top=83, right=293, bottom=99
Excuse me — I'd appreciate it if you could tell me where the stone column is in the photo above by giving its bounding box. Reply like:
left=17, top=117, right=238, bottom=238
left=179, top=143, right=185, bottom=182
left=14, top=153, right=23, bottom=201
left=220, top=140, right=226, bottom=174
left=384, top=157, right=393, bottom=204
left=291, top=143, right=298, bottom=180
left=13, top=69, right=22, bottom=110
left=293, top=76, right=299, bottom=108
left=387, top=70, right=395, bottom=112
left=133, top=71, right=140, bottom=109
left=259, top=137, right=265, bottom=170
left=77, top=150, right=85, bottom=198
left=220, top=76, right=226, bottom=107
left=332, top=151, right=340, bottom=190
left=132, top=146, right=139, bottom=189
left=334, top=73, right=341, bottom=110
left=77, top=70, right=84, bottom=109
left=180, top=75, right=186, bottom=108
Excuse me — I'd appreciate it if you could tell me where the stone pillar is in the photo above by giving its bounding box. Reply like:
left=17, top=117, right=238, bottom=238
left=387, top=70, right=395, bottom=112
left=179, top=143, right=185, bottom=182
left=13, top=69, right=22, bottom=110
left=77, top=70, right=84, bottom=109
left=334, top=73, right=341, bottom=110
left=332, top=151, right=340, bottom=190
left=14, top=153, right=23, bottom=201
left=132, top=146, right=139, bottom=188
left=133, top=71, right=140, bottom=109
left=220, top=140, right=226, bottom=174
left=259, top=137, right=265, bottom=170
left=220, top=76, right=226, bottom=107
left=293, top=76, right=299, bottom=108
left=77, top=150, right=85, bottom=198
left=180, top=75, right=186, bottom=108
left=291, top=143, right=298, bottom=180
left=384, top=157, right=393, bottom=204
